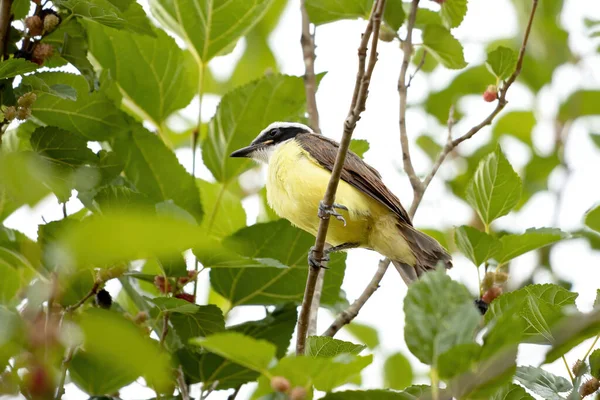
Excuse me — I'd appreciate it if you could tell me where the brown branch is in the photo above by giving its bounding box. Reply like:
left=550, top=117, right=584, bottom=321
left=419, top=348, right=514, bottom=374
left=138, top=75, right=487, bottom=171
left=55, top=347, right=76, bottom=400
left=176, top=365, right=190, bottom=400
left=407, top=50, right=427, bottom=89
left=398, top=0, right=423, bottom=194
left=0, top=0, right=13, bottom=60
left=296, top=0, right=387, bottom=355
left=322, top=258, right=390, bottom=337
left=65, top=281, right=99, bottom=313
left=159, top=312, right=169, bottom=347
left=408, top=0, right=539, bottom=216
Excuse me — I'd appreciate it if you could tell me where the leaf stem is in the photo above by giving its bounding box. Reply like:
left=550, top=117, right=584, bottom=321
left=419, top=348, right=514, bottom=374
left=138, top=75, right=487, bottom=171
left=55, top=347, right=76, bottom=400
left=430, top=367, right=440, bottom=400
left=562, top=355, right=575, bottom=383
left=582, top=335, right=600, bottom=362
left=296, top=0, right=387, bottom=355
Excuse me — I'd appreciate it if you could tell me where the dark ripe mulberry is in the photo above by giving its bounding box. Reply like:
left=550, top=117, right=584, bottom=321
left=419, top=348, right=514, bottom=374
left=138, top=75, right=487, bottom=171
left=95, top=289, right=112, bottom=309
left=175, top=293, right=195, bottom=303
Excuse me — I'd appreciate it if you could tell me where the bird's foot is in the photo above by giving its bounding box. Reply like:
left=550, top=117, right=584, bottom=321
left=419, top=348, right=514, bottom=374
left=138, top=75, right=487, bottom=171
left=318, top=201, right=348, bottom=226
left=308, top=246, right=330, bottom=269
left=325, top=242, right=360, bottom=255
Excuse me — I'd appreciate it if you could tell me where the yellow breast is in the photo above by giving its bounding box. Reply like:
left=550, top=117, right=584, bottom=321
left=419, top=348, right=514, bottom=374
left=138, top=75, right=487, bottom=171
left=265, top=140, right=374, bottom=247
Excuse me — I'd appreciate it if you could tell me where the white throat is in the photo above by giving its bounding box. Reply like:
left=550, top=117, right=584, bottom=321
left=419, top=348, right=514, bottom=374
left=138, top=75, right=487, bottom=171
left=250, top=141, right=287, bottom=164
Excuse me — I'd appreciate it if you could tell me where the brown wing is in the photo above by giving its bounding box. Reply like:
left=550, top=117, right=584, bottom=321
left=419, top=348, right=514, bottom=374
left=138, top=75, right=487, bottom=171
left=295, top=133, right=413, bottom=226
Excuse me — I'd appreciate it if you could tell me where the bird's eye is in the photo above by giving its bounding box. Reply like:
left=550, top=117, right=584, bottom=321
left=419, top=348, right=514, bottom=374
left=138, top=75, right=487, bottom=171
left=269, top=129, right=277, bottom=137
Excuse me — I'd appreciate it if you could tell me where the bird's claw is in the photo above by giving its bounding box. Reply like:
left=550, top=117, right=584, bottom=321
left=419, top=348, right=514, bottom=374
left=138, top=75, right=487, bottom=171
left=308, top=246, right=330, bottom=269
left=318, top=201, right=347, bottom=226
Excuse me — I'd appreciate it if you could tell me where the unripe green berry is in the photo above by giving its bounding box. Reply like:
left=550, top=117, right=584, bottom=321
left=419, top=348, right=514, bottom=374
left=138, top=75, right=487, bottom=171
left=16, top=106, right=32, bottom=120
left=43, top=14, right=60, bottom=34
left=270, top=376, right=290, bottom=393
left=3, top=106, right=17, bottom=121
left=18, top=92, right=37, bottom=108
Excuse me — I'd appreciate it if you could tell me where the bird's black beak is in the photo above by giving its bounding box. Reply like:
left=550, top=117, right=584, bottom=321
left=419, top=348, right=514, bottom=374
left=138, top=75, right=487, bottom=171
left=230, top=144, right=259, bottom=158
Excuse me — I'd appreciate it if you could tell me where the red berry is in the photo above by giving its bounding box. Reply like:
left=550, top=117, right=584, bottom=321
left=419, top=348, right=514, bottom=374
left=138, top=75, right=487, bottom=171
left=270, top=376, right=291, bottom=393
left=290, top=386, right=307, bottom=400
left=25, top=16, right=43, bottom=36
left=482, top=287, right=503, bottom=304
left=31, top=43, right=54, bottom=65
left=483, top=85, right=498, bottom=102
left=24, top=365, right=54, bottom=398
left=154, top=276, right=172, bottom=293
left=580, top=378, right=600, bottom=397
left=174, top=293, right=195, bottom=303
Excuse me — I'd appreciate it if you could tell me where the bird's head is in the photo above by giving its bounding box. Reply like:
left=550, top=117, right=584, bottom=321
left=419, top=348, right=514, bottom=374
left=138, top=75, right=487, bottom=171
left=229, top=121, right=313, bottom=163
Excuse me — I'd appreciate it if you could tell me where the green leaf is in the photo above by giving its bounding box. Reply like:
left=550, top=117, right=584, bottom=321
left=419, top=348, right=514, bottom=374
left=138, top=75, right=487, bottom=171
left=486, top=46, right=518, bottom=80
left=79, top=308, right=171, bottom=392
left=466, top=146, right=522, bottom=225
left=454, top=226, right=501, bottom=266
left=0, top=58, right=39, bottom=79
left=422, top=24, right=467, bottom=70
left=305, top=0, right=371, bottom=25
left=416, top=135, right=442, bottom=161
left=349, top=139, right=370, bottom=159
left=321, top=388, right=432, bottom=400
left=86, top=24, right=197, bottom=124
left=345, top=322, right=380, bottom=349
left=203, top=74, right=311, bottom=184
left=494, top=228, right=569, bottom=264
left=11, top=0, right=30, bottom=19
left=544, top=308, right=600, bottom=363
left=208, top=220, right=346, bottom=307
left=17, top=75, right=77, bottom=100
left=558, top=91, right=600, bottom=123
left=255, top=354, right=373, bottom=396
left=404, top=268, right=480, bottom=365
left=485, top=284, right=578, bottom=344
left=114, top=123, right=203, bottom=222
left=306, top=337, right=366, bottom=358
left=0, top=151, right=54, bottom=207
left=55, top=0, right=154, bottom=35
left=50, top=211, right=207, bottom=269
left=191, top=332, right=276, bottom=374
left=29, top=72, right=128, bottom=141
left=198, top=179, right=246, bottom=239
left=151, top=298, right=224, bottom=344
left=412, top=8, right=442, bottom=28
left=492, top=111, right=536, bottom=146
left=0, top=307, right=25, bottom=371
left=384, top=0, right=406, bottom=31
left=514, top=366, right=572, bottom=400
left=591, top=133, right=600, bottom=149
left=491, top=384, right=536, bottom=400
left=384, top=352, right=413, bottom=390
left=585, top=205, right=600, bottom=233
left=440, top=0, right=468, bottom=29
left=0, top=262, right=21, bottom=305
left=30, top=126, right=97, bottom=167
left=589, top=349, right=600, bottom=379
left=437, top=343, right=481, bottom=380
left=150, top=0, right=274, bottom=62
left=178, top=303, right=296, bottom=389
left=69, top=350, right=139, bottom=395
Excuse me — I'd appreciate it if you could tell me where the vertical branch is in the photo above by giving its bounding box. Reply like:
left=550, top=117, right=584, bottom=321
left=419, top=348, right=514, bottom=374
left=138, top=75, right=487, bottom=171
left=296, top=0, right=387, bottom=355
left=0, top=0, right=13, bottom=61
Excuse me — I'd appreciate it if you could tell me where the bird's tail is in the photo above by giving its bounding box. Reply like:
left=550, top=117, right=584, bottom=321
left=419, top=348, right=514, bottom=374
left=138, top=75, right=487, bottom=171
left=392, top=224, right=452, bottom=285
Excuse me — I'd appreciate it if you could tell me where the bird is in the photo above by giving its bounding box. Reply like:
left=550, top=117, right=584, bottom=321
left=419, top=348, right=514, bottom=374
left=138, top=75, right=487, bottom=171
left=229, top=122, right=451, bottom=284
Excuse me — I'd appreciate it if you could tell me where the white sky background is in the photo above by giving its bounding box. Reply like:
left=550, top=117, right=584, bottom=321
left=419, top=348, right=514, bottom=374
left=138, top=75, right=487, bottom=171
left=5, top=0, right=600, bottom=399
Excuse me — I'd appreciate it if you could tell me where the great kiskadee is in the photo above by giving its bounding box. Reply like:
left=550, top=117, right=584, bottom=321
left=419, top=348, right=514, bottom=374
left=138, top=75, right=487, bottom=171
left=230, top=122, right=451, bottom=284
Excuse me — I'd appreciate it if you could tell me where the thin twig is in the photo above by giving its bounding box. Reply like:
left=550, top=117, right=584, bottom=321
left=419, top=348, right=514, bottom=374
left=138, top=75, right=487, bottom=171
left=176, top=365, right=190, bottom=400
left=407, top=50, right=427, bottom=89
left=300, top=0, right=324, bottom=336
left=398, top=0, right=423, bottom=194
left=65, top=281, right=99, bottom=313
left=55, top=347, right=76, bottom=400
left=322, top=258, right=390, bottom=337
left=0, top=0, right=13, bottom=60
left=227, top=386, right=241, bottom=400
left=159, top=312, right=169, bottom=347
left=408, top=0, right=539, bottom=217
left=296, top=0, right=387, bottom=356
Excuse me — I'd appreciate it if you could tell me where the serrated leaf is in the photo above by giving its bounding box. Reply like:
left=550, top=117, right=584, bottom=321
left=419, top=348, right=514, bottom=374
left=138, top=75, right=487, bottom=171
left=440, top=0, right=468, bottom=29
left=494, top=228, right=569, bottom=264
left=79, top=308, right=171, bottom=392
left=305, top=0, right=371, bottom=25
left=17, top=75, right=78, bottom=100
left=589, top=349, right=600, bottom=378
left=55, top=0, right=154, bottom=35
left=0, top=58, right=39, bottom=79
left=150, top=0, right=273, bottom=62
left=50, top=211, right=207, bottom=269
left=114, top=123, right=203, bottom=222
left=585, top=205, right=600, bottom=233
left=254, top=354, right=373, bottom=396
left=404, top=268, right=480, bottom=365
left=203, top=74, right=311, bottom=184
left=69, top=351, right=139, bottom=395
left=191, top=332, right=276, bottom=374
left=422, top=24, right=467, bottom=70
left=454, top=225, right=501, bottom=266
left=321, top=387, right=433, bottom=400
left=384, top=0, right=406, bottom=31
left=486, top=46, right=518, bottom=80
left=493, top=111, right=536, bottom=146
left=345, top=322, right=380, bottom=349
left=208, top=219, right=346, bottom=307
left=466, top=146, right=522, bottom=225
left=86, top=23, right=197, bottom=124
left=178, top=303, right=296, bottom=390
left=514, top=366, right=572, bottom=400
left=29, top=72, right=128, bottom=141
left=384, top=352, right=413, bottom=390
left=485, top=284, right=578, bottom=344
left=491, top=384, right=536, bottom=400
left=545, top=308, right=600, bottom=364
left=306, top=336, right=365, bottom=358
left=349, top=139, right=370, bottom=159
left=30, top=126, right=97, bottom=167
